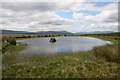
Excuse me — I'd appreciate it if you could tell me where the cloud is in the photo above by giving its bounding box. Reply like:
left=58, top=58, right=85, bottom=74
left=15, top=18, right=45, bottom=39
left=72, top=2, right=118, bottom=32
left=1, top=2, right=118, bottom=32
left=2, top=2, right=117, bottom=12
left=73, top=2, right=118, bottom=23
left=72, top=22, right=118, bottom=32
left=1, top=8, right=74, bottom=32
left=90, top=22, right=118, bottom=31
left=73, top=10, right=118, bottom=23
left=2, top=2, right=58, bottom=12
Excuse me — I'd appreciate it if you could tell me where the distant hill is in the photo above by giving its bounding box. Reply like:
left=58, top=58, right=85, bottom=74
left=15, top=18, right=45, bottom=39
left=1, top=30, right=73, bottom=35
left=1, top=30, right=31, bottom=34
left=76, top=31, right=115, bottom=34
left=1, top=30, right=116, bottom=35
left=36, top=31, right=73, bottom=35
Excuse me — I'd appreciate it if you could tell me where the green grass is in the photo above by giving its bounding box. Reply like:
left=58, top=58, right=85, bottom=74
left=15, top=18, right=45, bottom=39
left=1, top=42, right=27, bottom=54
left=2, top=42, right=28, bottom=67
left=2, top=33, right=120, bottom=78
left=5, top=42, right=27, bottom=52
left=81, top=34, right=120, bottom=63
left=93, top=44, right=119, bottom=63
left=90, top=36, right=118, bottom=44
left=20, top=51, right=93, bottom=66
left=2, top=50, right=120, bottom=78
left=3, top=57, right=120, bottom=78
left=79, top=33, right=120, bottom=44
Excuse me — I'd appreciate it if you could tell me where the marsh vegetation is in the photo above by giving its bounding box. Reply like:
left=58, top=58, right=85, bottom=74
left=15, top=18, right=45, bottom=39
left=1, top=33, right=120, bottom=78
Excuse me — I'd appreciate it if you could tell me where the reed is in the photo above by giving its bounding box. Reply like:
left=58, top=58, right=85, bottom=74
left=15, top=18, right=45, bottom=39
left=93, top=44, right=119, bottom=63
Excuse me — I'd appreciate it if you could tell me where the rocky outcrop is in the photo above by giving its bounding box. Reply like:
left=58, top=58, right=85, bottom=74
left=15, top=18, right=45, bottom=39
left=49, top=38, right=56, bottom=42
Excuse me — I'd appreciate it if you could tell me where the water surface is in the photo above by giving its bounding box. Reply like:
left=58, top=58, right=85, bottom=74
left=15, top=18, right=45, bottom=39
left=17, top=36, right=112, bottom=55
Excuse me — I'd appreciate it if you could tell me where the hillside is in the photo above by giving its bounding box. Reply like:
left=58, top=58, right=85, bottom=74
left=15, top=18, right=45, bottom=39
left=1, top=30, right=73, bottom=35
left=1, top=30, right=117, bottom=35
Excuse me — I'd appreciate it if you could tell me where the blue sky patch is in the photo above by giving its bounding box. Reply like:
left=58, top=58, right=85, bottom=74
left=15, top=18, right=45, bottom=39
left=56, top=11, right=73, bottom=20
left=56, top=2, right=112, bottom=20
left=56, top=10, right=100, bottom=20
left=75, top=10, right=100, bottom=16
left=94, top=2, right=112, bottom=7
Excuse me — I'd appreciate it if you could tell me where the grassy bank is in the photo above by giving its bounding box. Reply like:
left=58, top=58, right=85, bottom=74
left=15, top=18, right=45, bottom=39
left=3, top=51, right=120, bottom=78
left=1, top=41, right=27, bottom=54
left=2, top=34, right=67, bottom=40
left=1, top=34, right=28, bottom=54
left=79, top=32, right=120, bottom=44
left=7, top=42, right=27, bottom=52
left=2, top=33, right=120, bottom=78
left=80, top=33, right=120, bottom=63
left=2, top=42, right=28, bottom=67
left=2, top=51, right=120, bottom=78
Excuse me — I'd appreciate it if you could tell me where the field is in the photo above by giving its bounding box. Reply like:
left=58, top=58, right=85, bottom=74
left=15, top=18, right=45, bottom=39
left=2, top=34, right=66, bottom=39
left=1, top=33, right=120, bottom=78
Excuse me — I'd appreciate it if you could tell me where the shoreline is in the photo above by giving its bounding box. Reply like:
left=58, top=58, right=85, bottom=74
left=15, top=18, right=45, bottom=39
left=2, top=34, right=120, bottom=78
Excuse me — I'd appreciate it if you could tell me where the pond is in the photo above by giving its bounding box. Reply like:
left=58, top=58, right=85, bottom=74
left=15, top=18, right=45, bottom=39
left=17, top=36, right=112, bottom=56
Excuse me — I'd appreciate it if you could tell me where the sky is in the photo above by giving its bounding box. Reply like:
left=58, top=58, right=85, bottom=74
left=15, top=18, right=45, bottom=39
left=0, top=1, right=118, bottom=33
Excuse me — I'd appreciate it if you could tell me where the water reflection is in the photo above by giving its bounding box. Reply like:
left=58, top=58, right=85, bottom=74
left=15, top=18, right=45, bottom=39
left=17, top=36, right=112, bottom=55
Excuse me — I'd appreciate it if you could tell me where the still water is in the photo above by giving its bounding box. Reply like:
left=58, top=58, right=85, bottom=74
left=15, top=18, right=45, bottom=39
left=17, top=36, right=112, bottom=55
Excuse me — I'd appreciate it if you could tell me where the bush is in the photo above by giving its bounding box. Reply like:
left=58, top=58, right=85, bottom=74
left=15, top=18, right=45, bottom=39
left=28, top=35, right=31, bottom=38
left=37, top=35, right=40, bottom=37
left=42, top=35, right=52, bottom=37
left=2, top=37, right=16, bottom=53
left=2, top=37, right=16, bottom=45
left=22, top=35, right=27, bottom=38
left=44, top=35, right=49, bottom=37
left=51, top=35, right=55, bottom=37
left=9, top=39, right=16, bottom=45
left=93, top=44, right=119, bottom=63
left=64, top=34, right=66, bottom=36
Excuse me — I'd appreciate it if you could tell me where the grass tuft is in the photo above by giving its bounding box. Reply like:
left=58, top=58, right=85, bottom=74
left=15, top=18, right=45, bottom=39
left=93, top=44, right=119, bottom=63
